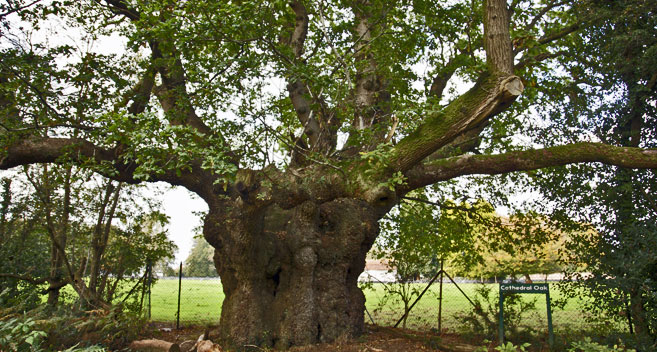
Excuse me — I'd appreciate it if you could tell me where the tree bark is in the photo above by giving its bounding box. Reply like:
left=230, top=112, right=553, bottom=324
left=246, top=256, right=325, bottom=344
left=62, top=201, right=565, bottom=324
left=629, top=290, right=651, bottom=346
left=204, top=198, right=382, bottom=349
left=485, top=0, right=514, bottom=74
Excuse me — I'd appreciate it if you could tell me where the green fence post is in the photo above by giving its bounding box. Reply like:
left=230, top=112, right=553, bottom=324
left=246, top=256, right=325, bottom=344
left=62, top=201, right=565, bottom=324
left=546, top=284, right=554, bottom=348
left=499, top=283, right=553, bottom=348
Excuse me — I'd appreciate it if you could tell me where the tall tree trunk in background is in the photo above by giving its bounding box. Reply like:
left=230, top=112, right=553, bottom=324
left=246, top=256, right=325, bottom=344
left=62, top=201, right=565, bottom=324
left=87, top=181, right=122, bottom=304
left=41, top=165, right=72, bottom=306
left=0, top=178, right=11, bottom=244
left=613, top=76, right=652, bottom=345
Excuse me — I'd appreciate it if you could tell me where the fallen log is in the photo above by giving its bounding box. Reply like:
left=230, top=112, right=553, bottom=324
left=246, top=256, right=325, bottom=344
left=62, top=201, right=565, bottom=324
left=196, top=340, right=222, bottom=352
left=129, top=339, right=181, bottom=352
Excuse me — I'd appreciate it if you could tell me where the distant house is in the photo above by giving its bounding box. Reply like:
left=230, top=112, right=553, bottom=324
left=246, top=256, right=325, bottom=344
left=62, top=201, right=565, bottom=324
left=359, top=259, right=397, bottom=283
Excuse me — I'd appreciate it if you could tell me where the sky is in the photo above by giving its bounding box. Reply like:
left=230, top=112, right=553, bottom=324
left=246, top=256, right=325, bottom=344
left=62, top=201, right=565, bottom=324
left=158, top=185, right=208, bottom=264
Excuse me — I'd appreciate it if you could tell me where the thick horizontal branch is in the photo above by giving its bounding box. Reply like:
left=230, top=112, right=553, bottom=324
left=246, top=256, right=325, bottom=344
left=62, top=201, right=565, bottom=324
left=403, top=142, right=657, bottom=192
left=0, top=137, right=117, bottom=171
left=0, top=137, right=222, bottom=202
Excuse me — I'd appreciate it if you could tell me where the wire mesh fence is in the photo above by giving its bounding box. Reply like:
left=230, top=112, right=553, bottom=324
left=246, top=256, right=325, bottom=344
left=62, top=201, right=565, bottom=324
left=149, top=276, right=223, bottom=326
left=145, top=263, right=633, bottom=347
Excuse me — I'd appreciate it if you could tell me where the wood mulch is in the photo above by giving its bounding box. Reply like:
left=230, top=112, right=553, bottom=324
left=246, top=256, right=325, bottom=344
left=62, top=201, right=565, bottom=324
left=138, top=323, right=485, bottom=351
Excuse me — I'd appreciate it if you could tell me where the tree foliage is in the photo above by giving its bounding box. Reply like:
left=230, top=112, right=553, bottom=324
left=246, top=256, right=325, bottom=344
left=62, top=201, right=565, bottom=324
left=0, top=165, right=176, bottom=310
left=513, top=0, right=657, bottom=347
left=1, top=0, right=657, bottom=347
left=184, top=236, right=218, bottom=277
left=373, top=190, right=566, bottom=327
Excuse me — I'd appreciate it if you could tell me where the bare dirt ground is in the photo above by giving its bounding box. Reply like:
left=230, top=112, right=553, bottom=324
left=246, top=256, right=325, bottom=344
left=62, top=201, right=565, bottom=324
left=139, top=323, right=485, bottom=351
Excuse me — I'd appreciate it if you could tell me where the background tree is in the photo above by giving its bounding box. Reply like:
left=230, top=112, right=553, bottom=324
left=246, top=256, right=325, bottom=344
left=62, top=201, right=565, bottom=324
left=0, top=177, right=50, bottom=309
left=2, top=0, right=657, bottom=348
left=455, top=213, right=567, bottom=282
left=372, top=190, right=444, bottom=328
left=520, top=0, right=657, bottom=347
left=373, top=193, right=505, bottom=327
left=184, top=236, right=219, bottom=277
left=0, top=165, right=175, bottom=310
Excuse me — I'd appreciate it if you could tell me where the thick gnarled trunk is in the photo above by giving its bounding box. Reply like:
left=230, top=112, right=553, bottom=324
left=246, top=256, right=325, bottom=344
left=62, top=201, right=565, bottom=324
left=203, top=198, right=381, bottom=349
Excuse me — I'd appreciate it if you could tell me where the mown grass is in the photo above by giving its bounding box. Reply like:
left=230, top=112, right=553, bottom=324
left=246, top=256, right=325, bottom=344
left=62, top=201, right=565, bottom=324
left=149, top=278, right=599, bottom=335
left=150, top=278, right=224, bottom=324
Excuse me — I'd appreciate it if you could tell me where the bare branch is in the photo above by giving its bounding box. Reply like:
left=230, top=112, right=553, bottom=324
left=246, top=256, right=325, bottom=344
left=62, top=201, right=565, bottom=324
left=288, top=0, right=309, bottom=58
left=536, top=23, right=580, bottom=46
left=0, top=0, right=42, bottom=19
left=126, top=68, right=155, bottom=116
left=283, top=1, right=336, bottom=157
left=428, top=40, right=483, bottom=101
left=523, top=1, right=569, bottom=34
left=515, top=50, right=569, bottom=70
left=0, top=61, right=65, bottom=120
left=345, top=2, right=392, bottom=150
left=0, top=272, right=49, bottom=285
left=97, top=0, right=140, bottom=21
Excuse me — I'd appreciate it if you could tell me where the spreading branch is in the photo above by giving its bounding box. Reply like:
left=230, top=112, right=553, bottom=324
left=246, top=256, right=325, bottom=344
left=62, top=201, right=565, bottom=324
left=98, top=0, right=140, bottom=21
left=390, top=74, right=524, bottom=172
left=346, top=2, right=392, bottom=149
left=522, top=1, right=569, bottom=35
left=0, top=272, right=48, bottom=285
left=515, top=50, right=569, bottom=70
left=404, top=143, right=657, bottom=192
left=0, top=0, right=42, bottom=18
left=385, top=0, right=520, bottom=174
left=0, top=137, right=222, bottom=201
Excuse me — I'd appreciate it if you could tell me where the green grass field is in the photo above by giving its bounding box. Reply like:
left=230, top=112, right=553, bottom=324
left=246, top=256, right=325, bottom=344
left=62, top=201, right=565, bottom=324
left=149, top=279, right=603, bottom=334
left=150, top=278, right=224, bottom=324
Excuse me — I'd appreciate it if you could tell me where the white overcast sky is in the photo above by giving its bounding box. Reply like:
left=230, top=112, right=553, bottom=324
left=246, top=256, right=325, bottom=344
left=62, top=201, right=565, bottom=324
left=158, top=186, right=207, bottom=264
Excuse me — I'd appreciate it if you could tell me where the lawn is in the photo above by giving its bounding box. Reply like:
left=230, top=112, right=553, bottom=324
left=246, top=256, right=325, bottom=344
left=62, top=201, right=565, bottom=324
left=149, top=278, right=602, bottom=335
left=150, top=278, right=224, bottom=324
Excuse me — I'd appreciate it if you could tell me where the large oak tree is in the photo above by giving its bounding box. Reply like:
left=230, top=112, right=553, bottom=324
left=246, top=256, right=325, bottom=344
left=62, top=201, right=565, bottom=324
left=1, top=0, right=657, bottom=348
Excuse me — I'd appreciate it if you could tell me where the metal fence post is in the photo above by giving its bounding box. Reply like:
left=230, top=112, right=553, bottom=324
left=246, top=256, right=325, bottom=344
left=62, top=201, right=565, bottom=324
left=438, top=259, right=444, bottom=333
left=147, top=261, right=152, bottom=320
left=177, top=262, right=183, bottom=329
left=394, top=270, right=442, bottom=328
